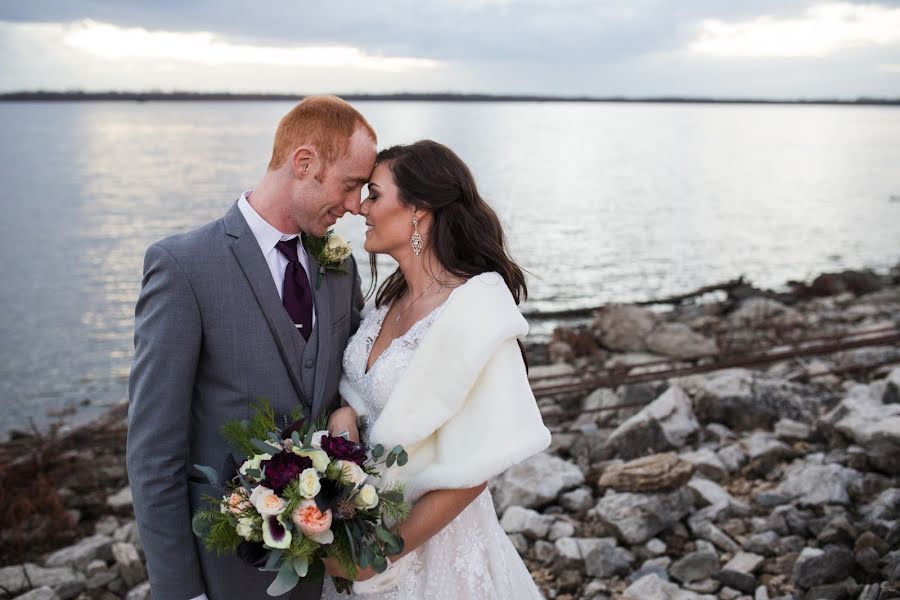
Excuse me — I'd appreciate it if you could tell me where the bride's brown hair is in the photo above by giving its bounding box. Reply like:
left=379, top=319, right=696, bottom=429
left=368, top=140, right=528, bottom=310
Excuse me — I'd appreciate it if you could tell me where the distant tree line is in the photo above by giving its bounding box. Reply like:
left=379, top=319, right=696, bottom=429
left=1, top=91, right=898, bottom=105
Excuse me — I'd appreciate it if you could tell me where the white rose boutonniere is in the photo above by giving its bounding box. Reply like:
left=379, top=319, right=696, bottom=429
left=303, top=231, right=352, bottom=289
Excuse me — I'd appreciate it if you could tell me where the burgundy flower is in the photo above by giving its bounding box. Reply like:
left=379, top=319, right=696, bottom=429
left=260, top=451, right=312, bottom=493
left=320, top=435, right=367, bottom=465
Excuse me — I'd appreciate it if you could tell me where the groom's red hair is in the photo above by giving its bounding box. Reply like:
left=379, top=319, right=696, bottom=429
left=268, top=95, right=376, bottom=173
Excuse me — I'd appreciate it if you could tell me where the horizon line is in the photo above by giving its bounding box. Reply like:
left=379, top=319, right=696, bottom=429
left=1, top=90, right=899, bottom=106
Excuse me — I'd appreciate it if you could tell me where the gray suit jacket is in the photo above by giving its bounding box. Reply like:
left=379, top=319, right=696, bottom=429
left=126, top=202, right=363, bottom=600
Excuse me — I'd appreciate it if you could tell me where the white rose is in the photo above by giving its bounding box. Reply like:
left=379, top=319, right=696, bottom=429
left=294, top=448, right=331, bottom=473
left=236, top=516, right=256, bottom=540
left=310, top=430, right=329, bottom=449
left=324, top=235, right=352, bottom=262
left=355, top=484, right=379, bottom=510
left=250, top=485, right=286, bottom=516
left=297, top=468, right=322, bottom=499
left=239, top=453, right=272, bottom=477
left=337, top=460, right=367, bottom=488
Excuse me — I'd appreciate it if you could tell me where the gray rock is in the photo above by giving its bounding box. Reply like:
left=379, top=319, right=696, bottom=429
left=22, top=564, right=85, bottom=600
left=507, top=533, right=528, bottom=555
left=534, top=540, right=556, bottom=564
left=744, top=531, right=779, bottom=557
left=774, top=418, right=812, bottom=441
left=605, top=386, right=699, bottom=459
left=13, top=588, right=59, bottom=600
left=583, top=388, right=629, bottom=426
left=728, top=297, right=800, bottom=327
left=93, top=515, right=119, bottom=537
left=861, top=487, right=900, bottom=522
left=683, top=578, right=720, bottom=594
left=559, top=487, right=594, bottom=512
left=717, top=444, right=747, bottom=473
left=84, top=560, right=108, bottom=577
left=793, top=545, right=854, bottom=588
left=754, top=586, right=769, bottom=600
left=646, top=538, right=668, bottom=555
left=741, top=432, right=793, bottom=472
left=777, top=459, right=862, bottom=506
left=622, top=573, right=716, bottom=600
left=687, top=516, right=740, bottom=553
left=125, top=581, right=151, bottom=600
left=548, top=519, right=576, bottom=542
left=111, top=542, right=146, bottom=588
left=683, top=369, right=817, bottom=430
left=595, top=488, right=695, bottom=544
left=822, top=383, right=900, bottom=475
left=646, top=322, right=718, bottom=359
left=628, top=557, right=672, bottom=583
left=857, top=583, right=881, bottom=600
left=113, top=520, right=142, bottom=549
left=593, top=304, right=658, bottom=352
left=500, top=506, right=554, bottom=539
left=669, top=550, right=720, bottom=583
left=554, top=537, right=618, bottom=562
left=490, top=452, right=584, bottom=513
left=584, top=539, right=635, bottom=578
left=883, top=367, right=900, bottom=404
left=680, top=448, right=729, bottom=482
left=0, top=565, right=29, bottom=596
left=716, top=552, right=763, bottom=594
left=85, top=569, right=119, bottom=590
left=687, top=477, right=750, bottom=516
left=855, top=546, right=880, bottom=574
left=106, top=486, right=133, bottom=509
left=44, top=535, right=113, bottom=570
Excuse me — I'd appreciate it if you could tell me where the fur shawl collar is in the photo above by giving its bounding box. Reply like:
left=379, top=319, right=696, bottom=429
left=340, top=271, right=551, bottom=500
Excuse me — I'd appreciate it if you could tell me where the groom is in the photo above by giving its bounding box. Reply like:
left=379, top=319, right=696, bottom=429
left=126, top=96, right=376, bottom=600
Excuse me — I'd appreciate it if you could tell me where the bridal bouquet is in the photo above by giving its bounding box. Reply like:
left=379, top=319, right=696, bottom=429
left=191, top=401, right=409, bottom=596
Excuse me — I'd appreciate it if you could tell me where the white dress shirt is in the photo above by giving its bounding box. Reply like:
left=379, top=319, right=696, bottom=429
left=188, top=192, right=318, bottom=600
left=238, top=191, right=316, bottom=327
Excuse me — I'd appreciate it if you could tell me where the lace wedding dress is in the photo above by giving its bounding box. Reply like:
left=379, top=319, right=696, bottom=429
left=321, top=301, right=545, bottom=599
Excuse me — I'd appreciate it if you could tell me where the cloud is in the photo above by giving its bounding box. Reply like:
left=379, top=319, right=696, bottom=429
left=688, top=2, right=900, bottom=57
left=54, top=19, right=439, bottom=71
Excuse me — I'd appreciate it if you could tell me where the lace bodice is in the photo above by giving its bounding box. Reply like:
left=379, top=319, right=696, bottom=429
left=341, top=300, right=450, bottom=432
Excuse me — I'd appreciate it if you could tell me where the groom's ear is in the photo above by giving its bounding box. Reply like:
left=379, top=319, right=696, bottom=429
left=291, top=146, right=316, bottom=179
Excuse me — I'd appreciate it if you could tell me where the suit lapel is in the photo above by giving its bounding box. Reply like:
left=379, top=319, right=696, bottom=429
left=224, top=203, right=309, bottom=411
left=308, top=249, right=333, bottom=418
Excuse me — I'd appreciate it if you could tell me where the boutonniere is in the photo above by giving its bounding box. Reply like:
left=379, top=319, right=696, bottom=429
left=303, top=231, right=352, bottom=289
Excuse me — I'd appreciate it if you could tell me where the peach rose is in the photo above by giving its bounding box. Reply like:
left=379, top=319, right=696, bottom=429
left=249, top=485, right=286, bottom=516
left=291, top=499, right=334, bottom=544
left=228, top=490, right=252, bottom=515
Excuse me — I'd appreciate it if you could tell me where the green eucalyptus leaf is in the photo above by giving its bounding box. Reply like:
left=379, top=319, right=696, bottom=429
left=291, top=431, right=301, bottom=446
left=391, top=445, right=403, bottom=455
left=266, top=560, right=300, bottom=596
left=372, top=444, right=384, bottom=458
left=252, top=438, right=280, bottom=454
left=193, top=464, right=220, bottom=486
left=397, top=451, right=408, bottom=467
left=372, top=554, right=387, bottom=573
left=385, top=453, right=395, bottom=468
left=262, top=549, right=283, bottom=572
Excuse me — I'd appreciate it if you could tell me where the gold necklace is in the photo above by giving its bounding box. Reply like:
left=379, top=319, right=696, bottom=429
left=393, top=280, right=441, bottom=325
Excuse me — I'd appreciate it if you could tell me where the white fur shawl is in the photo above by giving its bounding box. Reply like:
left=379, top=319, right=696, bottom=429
left=340, top=271, right=551, bottom=501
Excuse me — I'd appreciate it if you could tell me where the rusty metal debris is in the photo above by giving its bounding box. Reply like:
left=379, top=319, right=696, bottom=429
left=529, top=326, right=900, bottom=399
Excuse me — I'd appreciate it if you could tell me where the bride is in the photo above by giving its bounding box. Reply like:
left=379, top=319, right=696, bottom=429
left=321, top=140, right=551, bottom=598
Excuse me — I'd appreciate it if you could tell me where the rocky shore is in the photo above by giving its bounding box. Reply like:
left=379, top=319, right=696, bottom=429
left=1, top=265, right=899, bottom=600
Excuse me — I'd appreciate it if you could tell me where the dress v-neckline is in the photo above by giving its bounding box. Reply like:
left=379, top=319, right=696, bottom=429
left=363, top=290, right=459, bottom=376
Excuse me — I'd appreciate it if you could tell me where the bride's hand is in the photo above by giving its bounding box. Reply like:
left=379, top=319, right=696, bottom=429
left=327, top=405, right=360, bottom=444
left=322, top=556, right=375, bottom=581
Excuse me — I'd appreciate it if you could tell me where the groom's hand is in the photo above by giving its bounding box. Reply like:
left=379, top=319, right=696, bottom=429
left=327, top=405, right=360, bottom=443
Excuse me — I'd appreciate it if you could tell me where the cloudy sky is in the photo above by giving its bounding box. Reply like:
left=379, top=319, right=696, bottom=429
left=1, top=1, right=899, bottom=97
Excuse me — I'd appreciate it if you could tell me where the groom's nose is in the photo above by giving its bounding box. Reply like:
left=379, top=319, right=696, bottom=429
left=343, top=192, right=362, bottom=216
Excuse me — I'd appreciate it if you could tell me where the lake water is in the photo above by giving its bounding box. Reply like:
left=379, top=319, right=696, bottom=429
left=1, top=100, right=898, bottom=436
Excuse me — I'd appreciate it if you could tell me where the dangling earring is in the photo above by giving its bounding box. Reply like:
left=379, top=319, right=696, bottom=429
left=411, top=215, right=424, bottom=256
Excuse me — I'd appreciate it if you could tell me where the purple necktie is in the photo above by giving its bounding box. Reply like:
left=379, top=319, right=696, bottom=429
left=275, top=239, right=313, bottom=341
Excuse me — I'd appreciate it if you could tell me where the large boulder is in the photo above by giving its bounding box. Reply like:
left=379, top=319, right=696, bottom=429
left=490, top=452, right=584, bottom=513
left=822, top=383, right=900, bottom=475
left=605, top=386, right=700, bottom=459
left=594, top=488, right=695, bottom=545
left=592, top=304, right=658, bottom=352
left=646, top=322, right=718, bottom=359
left=681, top=369, right=818, bottom=430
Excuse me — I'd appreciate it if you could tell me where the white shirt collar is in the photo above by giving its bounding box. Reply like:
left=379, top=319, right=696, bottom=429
left=237, top=190, right=300, bottom=255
